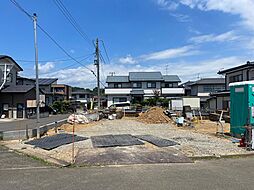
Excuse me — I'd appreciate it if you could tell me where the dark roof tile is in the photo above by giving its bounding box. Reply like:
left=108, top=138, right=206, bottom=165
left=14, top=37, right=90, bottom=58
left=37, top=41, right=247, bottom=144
left=163, top=75, right=181, bottom=82
left=129, top=72, right=163, bottom=81
left=106, top=76, right=129, bottom=83
left=1, top=85, right=34, bottom=93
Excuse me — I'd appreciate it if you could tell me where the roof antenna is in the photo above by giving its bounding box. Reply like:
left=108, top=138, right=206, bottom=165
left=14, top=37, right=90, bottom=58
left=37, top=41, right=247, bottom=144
left=109, top=72, right=115, bottom=76
left=197, top=73, right=200, bottom=80
left=165, top=64, right=168, bottom=75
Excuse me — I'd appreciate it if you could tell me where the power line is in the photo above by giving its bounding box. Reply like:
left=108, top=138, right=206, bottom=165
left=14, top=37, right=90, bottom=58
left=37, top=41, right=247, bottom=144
left=36, top=23, right=96, bottom=76
left=99, top=53, right=107, bottom=82
left=53, top=0, right=94, bottom=48
left=16, top=54, right=94, bottom=63
left=52, top=0, right=109, bottom=89
left=10, top=0, right=33, bottom=19
left=46, top=54, right=94, bottom=74
left=10, top=0, right=97, bottom=78
left=101, top=40, right=111, bottom=64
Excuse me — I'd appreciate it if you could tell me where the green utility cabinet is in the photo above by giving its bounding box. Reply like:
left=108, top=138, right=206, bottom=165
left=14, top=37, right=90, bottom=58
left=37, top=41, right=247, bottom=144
left=230, top=82, right=254, bottom=137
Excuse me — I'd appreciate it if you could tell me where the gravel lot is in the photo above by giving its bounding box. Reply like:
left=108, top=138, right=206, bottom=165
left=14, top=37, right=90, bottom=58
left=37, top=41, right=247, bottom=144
left=74, top=118, right=247, bottom=157
left=2, top=118, right=248, bottom=164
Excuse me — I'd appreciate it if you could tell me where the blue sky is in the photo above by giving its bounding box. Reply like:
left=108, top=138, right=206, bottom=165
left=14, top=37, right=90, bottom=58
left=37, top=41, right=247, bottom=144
left=1, top=0, right=254, bottom=88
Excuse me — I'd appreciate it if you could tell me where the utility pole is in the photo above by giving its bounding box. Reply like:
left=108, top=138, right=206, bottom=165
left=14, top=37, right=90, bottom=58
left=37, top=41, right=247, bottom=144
left=95, top=38, right=100, bottom=110
left=33, top=13, right=40, bottom=138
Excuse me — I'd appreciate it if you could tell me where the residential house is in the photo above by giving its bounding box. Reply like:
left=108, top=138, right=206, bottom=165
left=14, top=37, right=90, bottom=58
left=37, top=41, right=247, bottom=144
left=71, top=88, right=93, bottom=107
left=0, top=55, right=43, bottom=119
left=105, top=72, right=184, bottom=106
left=51, top=84, right=71, bottom=101
left=181, top=78, right=225, bottom=109
left=210, top=61, right=254, bottom=111
left=179, top=81, right=195, bottom=96
left=17, top=77, right=58, bottom=106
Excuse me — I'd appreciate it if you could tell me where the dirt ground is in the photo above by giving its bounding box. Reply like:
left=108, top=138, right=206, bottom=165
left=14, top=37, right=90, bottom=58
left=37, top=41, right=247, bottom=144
left=183, top=120, right=230, bottom=135
left=2, top=117, right=248, bottom=165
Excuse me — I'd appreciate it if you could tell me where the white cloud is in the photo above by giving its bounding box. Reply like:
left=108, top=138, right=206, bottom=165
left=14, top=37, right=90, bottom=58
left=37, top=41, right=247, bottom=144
left=118, top=54, right=137, bottom=64
left=180, top=0, right=254, bottom=31
left=169, top=56, right=245, bottom=81
left=170, top=13, right=191, bottom=22
left=140, top=45, right=199, bottom=61
left=37, top=62, right=55, bottom=73
left=70, top=49, right=75, bottom=54
left=156, top=0, right=179, bottom=10
left=39, top=55, right=247, bottom=88
left=190, top=31, right=240, bottom=43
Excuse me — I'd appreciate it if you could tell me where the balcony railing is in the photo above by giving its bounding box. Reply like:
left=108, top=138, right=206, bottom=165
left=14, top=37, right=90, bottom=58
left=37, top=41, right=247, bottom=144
left=161, top=88, right=185, bottom=94
left=105, top=88, right=185, bottom=95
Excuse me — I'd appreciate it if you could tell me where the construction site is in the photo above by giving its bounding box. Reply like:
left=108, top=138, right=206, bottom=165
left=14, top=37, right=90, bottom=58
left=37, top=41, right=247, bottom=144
left=2, top=97, right=253, bottom=166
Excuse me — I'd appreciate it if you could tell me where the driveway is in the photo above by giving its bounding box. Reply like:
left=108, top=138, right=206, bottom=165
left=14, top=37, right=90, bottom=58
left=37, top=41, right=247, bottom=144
left=0, top=114, right=69, bottom=132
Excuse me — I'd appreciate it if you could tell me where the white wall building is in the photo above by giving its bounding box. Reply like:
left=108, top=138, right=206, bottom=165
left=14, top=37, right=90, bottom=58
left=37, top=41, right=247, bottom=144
left=105, top=72, right=184, bottom=107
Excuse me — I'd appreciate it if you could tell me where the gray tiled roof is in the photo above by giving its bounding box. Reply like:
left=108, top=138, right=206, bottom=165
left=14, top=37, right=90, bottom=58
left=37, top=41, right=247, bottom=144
left=179, top=81, right=195, bottom=89
left=129, top=72, right=163, bottom=81
left=31, top=78, right=58, bottom=85
left=106, top=76, right=129, bottom=83
left=190, top=78, right=225, bottom=85
left=163, top=75, right=181, bottom=82
left=0, top=55, right=23, bottom=71
left=218, top=61, right=254, bottom=74
left=1, top=85, right=34, bottom=93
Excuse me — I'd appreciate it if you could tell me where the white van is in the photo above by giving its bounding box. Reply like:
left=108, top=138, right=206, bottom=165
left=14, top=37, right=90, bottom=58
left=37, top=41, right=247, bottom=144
left=108, top=102, right=131, bottom=110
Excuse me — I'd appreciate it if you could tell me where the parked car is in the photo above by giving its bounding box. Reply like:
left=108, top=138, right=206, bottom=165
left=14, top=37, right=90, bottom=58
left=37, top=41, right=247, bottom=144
left=108, top=102, right=131, bottom=110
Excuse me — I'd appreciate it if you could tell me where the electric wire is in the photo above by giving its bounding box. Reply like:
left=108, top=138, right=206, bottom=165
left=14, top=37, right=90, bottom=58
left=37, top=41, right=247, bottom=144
left=53, top=0, right=94, bottom=48
left=16, top=54, right=93, bottom=63
left=10, top=0, right=107, bottom=88
left=101, top=40, right=111, bottom=64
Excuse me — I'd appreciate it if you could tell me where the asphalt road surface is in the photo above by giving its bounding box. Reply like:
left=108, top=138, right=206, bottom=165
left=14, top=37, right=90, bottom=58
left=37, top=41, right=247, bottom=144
left=0, top=114, right=69, bottom=132
left=0, top=145, right=254, bottom=190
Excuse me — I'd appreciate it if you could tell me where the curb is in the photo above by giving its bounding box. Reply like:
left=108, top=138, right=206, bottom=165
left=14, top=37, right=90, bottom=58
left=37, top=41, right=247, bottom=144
left=189, top=152, right=254, bottom=161
left=15, top=148, right=71, bottom=167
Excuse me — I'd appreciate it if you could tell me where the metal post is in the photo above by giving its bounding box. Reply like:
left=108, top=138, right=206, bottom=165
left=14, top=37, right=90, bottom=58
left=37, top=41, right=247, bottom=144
left=33, top=13, right=40, bottom=138
left=72, top=112, right=75, bottom=164
left=95, top=38, right=100, bottom=110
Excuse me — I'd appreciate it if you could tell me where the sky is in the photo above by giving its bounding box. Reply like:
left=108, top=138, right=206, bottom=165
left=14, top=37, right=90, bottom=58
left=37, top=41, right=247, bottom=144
left=1, top=0, right=254, bottom=88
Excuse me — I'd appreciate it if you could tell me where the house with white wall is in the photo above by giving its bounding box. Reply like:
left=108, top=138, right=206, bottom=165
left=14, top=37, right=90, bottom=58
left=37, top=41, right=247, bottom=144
left=209, top=61, right=254, bottom=111
left=105, top=72, right=184, bottom=106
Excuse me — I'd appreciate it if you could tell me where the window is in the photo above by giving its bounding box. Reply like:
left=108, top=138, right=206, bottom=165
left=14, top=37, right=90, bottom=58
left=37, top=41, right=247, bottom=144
left=113, top=97, right=127, bottom=103
left=55, top=88, right=64, bottom=92
left=132, top=82, right=142, bottom=88
left=147, top=82, right=156, bottom=88
left=203, top=85, right=225, bottom=93
left=229, top=74, right=243, bottom=83
left=114, top=83, right=122, bottom=88
left=6, top=73, right=12, bottom=82
left=165, top=83, right=173, bottom=88
left=79, top=94, right=86, bottom=98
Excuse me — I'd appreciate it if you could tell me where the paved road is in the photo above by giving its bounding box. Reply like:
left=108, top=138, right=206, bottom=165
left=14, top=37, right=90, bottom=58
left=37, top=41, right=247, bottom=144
left=0, top=114, right=69, bottom=132
left=0, top=145, right=254, bottom=190
left=0, top=145, right=50, bottom=170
